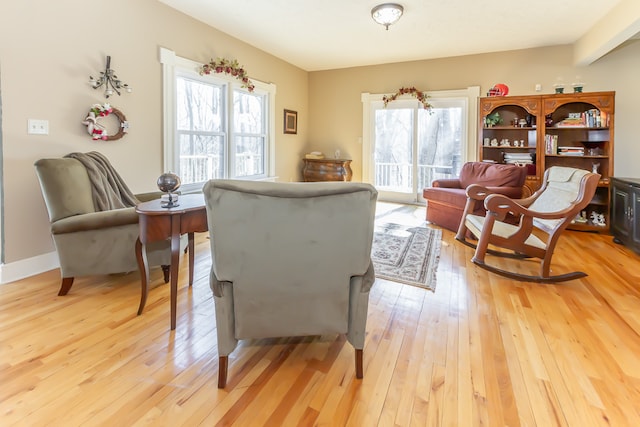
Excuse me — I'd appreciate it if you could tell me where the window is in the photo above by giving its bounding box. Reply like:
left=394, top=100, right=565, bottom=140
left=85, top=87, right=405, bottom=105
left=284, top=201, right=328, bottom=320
left=361, top=87, right=479, bottom=203
left=161, top=48, right=276, bottom=192
left=232, top=90, right=267, bottom=178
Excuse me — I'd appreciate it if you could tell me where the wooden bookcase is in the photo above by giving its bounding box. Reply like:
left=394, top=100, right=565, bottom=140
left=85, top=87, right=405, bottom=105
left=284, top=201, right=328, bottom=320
left=541, top=92, right=614, bottom=232
left=479, top=91, right=615, bottom=232
left=478, top=95, right=541, bottom=197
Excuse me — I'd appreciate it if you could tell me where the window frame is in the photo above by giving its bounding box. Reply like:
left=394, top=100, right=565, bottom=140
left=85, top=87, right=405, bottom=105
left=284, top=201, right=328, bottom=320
left=160, top=47, right=276, bottom=193
left=230, top=89, right=269, bottom=179
left=361, top=87, right=480, bottom=189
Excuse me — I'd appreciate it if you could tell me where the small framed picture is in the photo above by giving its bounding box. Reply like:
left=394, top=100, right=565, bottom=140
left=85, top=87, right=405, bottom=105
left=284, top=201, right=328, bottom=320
left=284, top=109, right=297, bottom=134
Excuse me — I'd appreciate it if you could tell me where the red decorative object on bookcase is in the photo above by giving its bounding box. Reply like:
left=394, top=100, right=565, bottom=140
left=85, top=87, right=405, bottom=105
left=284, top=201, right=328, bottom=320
left=487, top=83, right=509, bottom=97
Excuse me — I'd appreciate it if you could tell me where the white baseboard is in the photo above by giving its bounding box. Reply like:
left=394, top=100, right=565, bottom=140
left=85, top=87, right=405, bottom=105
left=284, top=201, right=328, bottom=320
left=0, top=251, right=59, bottom=284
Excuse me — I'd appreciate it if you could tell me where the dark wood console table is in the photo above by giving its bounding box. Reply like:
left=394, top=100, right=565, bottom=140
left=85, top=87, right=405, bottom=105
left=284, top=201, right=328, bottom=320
left=302, top=158, right=353, bottom=182
left=611, top=177, right=640, bottom=255
left=135, top=194, right=208, bottom=330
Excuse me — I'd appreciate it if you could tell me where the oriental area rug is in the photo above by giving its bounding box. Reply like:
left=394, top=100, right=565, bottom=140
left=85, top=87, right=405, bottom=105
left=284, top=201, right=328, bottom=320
left=371, top=223, right=442, bottom=291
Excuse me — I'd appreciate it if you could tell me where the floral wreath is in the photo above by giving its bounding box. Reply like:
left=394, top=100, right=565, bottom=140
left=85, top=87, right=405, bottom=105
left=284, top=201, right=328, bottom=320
left=81, top=103, right=128, bottom=141
left=199, top=57, right=256, bottom=92
left=382, top=86, right=432, bottom=110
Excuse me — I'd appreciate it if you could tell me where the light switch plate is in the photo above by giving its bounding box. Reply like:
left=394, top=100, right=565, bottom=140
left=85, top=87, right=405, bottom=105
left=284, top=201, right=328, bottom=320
left=28, top=119, right=49, bottom=135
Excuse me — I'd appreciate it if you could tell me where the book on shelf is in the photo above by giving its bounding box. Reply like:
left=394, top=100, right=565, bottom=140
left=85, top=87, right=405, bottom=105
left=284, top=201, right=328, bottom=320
left=584, top=109, right=608, bottom=127
left=557, top=146, right=585, bottom=156
left=504, top=152, right=533, bottom=165
left=555, top=109, right=608, bottom=128
left=544, top=134, right=558, bottom=154
left=555, top=118, right=585, bottom=127
left=504, top=153, right=532, bottom=160
left=505, top=159, right=533, bottom=164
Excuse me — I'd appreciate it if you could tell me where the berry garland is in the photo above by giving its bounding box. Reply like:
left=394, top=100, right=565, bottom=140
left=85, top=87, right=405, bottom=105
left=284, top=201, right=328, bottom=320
left=382, top=86, right=432, bottom=109
left=199, top=57, right=255, bottom=92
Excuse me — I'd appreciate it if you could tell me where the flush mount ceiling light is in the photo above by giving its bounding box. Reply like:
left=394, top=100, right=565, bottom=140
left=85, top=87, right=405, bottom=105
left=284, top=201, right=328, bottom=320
left=371, top=3, right=404, bottom=30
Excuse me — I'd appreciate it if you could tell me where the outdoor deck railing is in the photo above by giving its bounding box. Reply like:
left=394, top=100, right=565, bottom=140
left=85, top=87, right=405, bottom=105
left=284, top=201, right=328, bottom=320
left=179, top=153, right=263, bottom=183
left=179, top=157, right=454, bottom=189
left=375, top=163, right=455, bottom=190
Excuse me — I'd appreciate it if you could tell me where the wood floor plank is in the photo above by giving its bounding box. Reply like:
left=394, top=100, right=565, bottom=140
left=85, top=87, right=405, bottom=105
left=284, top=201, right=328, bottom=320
left=2, top=203, right=640, bottom=426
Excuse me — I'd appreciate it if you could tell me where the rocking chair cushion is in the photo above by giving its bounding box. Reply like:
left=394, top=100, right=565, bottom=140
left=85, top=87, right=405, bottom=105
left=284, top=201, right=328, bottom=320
left=465, top=214, right=547, bottom=250
left=529, top=167, right=590, bottom=231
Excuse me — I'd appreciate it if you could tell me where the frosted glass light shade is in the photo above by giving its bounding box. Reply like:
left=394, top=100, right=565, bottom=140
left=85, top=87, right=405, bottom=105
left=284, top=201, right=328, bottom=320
left=371, top=3, right=404, bottom=30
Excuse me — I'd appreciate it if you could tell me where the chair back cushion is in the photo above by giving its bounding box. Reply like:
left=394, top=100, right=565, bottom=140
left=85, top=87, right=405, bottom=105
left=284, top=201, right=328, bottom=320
left=34, top=158, right=96, bottom=223
left=459, top=162, right=527, bottom=189
left=204, top=180, right=377, bottom=340
left=530, top=167, right=591, bottom=230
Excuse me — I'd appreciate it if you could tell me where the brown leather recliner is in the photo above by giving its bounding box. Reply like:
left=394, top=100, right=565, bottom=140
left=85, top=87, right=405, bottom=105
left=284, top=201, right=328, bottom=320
left=422, top=162, right=528, bottom=232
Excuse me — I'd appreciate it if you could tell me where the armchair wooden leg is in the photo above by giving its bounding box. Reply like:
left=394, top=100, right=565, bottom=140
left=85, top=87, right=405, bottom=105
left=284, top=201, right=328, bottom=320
left=218, top=356, right=228, bottom=388
left=161, top=265, right=170, bottom=283
left=58, top=277, right=74, bottom=296
left=355, top=349, right=363, bottom=379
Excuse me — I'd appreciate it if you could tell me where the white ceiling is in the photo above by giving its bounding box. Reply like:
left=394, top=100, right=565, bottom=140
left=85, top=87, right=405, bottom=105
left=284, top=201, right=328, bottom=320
left=157, top=0, right=625, bottom=72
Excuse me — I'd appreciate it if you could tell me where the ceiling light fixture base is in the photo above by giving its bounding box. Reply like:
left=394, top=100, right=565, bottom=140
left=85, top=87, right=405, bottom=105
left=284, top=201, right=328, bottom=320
left=371, top=3, right=404, bottom=30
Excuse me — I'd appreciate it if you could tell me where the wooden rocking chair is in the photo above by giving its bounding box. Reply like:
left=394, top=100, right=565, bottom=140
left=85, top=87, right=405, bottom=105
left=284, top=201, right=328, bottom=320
left=455, top=166, right=601, bottom=283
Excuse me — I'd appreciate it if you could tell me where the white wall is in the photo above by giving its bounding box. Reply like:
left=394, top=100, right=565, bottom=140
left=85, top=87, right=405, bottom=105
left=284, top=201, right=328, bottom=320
left=308, top=42, right=640, bottom=181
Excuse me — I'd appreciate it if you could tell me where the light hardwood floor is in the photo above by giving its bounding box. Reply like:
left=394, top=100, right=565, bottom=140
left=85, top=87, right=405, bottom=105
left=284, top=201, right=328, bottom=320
left=1, top=203, right=640, bottom=426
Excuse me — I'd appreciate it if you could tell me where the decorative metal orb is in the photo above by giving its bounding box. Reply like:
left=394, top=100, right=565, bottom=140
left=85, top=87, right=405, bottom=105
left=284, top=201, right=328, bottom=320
left=157, top=172, right=181, bottom=193
left=157, top=172, right=181, bottom=208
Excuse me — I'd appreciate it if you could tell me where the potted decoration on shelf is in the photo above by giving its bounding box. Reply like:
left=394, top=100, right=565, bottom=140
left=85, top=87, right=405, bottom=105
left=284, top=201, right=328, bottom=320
left=485, top=112, right=502, bottom=127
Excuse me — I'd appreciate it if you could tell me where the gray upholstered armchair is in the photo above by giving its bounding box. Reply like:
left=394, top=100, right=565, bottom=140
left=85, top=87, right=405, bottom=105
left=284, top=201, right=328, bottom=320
left=34, top=154, right=174, bottom=296
left=203, top=179, right=378, bottom=388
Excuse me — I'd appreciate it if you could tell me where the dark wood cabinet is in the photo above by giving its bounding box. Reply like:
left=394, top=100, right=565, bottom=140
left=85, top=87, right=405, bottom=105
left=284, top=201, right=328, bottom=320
left=611, top=177, right=640, bottom=255
left=302, top=158, right=353, bottom=182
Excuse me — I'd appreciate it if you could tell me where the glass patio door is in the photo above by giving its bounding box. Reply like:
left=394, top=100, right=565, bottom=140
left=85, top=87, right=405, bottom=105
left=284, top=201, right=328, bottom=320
left=372, top=98, right=466, bottom=203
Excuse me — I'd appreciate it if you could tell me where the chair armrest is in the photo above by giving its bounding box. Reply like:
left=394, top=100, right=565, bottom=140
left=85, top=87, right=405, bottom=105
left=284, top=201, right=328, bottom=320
left=50, top=207, right=138, bottom=234
left=466, top=184, right=524, bottom=200
left=484, top=194, right=577, bottom=221
left=360, top=261, right=376, bottom=293
left=465, top=184, right=493, bottom=201
left=483, top=186, right=523, bottom=199
left=432, top=179, right=462, bottom=189
left=210, top=268, right=231, bottom=297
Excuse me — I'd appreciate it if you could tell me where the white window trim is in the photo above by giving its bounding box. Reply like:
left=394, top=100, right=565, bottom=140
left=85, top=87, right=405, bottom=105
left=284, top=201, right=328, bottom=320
left=159, top=47, right=276, bottom=190
left=360, top=86, right=480, bottom=185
